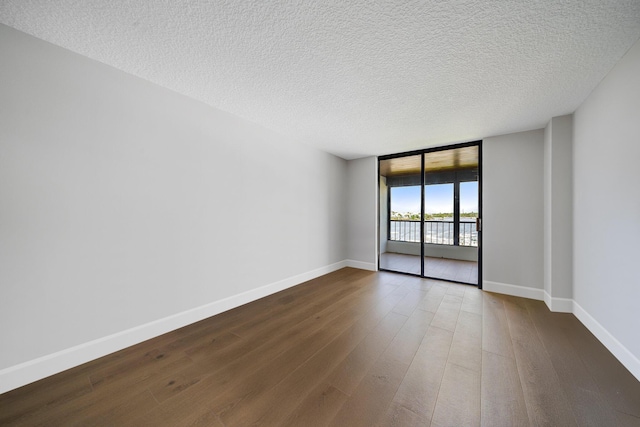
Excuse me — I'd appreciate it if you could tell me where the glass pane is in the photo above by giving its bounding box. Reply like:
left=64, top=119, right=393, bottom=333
left=390, top=186, right=421, bottom=241
left=423, top=146, right=479, bottom=285
left=379, top=155, right=422, bottom=275
left=459, top=181, right=478, bottom=247
left=424, top=183, right=453, bottom=245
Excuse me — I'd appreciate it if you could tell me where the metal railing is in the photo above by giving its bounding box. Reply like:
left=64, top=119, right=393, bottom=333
left=389, top=220, right=477, bottom=247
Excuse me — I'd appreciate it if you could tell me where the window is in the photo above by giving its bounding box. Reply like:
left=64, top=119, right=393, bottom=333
left=389, top=186, right=420, bottom=242
left=388, top=180, right=478, bottom=247
left=459, top=181, right=478, bottom=246
left=424, top=184, right=454, bottom=244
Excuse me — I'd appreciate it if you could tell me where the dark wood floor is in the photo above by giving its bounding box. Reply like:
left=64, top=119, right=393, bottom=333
left=380, top=253, right=478, bottom=284
left=1, top=268, right=639, bottom=426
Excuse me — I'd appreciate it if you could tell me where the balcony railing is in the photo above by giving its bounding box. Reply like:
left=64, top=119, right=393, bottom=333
left=389, top=220, right=477, bottom=247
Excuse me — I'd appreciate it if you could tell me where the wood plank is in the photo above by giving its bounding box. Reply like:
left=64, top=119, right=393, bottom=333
left=524, top=299, right=620, bottom=426
left=431, top=363, right=481, bottom=427
left=122, top=392, right=224, bottom=427
left=63, top=389, right=158, bottom=427
left=392, top=289, right=429, bottom=317
left=202, top=281, right=402, bottom=424
left=445, top=283, right=466, bottom=298
left=461, top=284, right=483, bottom=315
left=281, top=382, right=349, bottom=427
left=20, top=385, right=158, bottom=426
left=215, top=292, right=407, bottom=425
left=502, top=296, right=578, bottom=426
left=559, top=313, right=640, bottom=419
left=227, top=280, right=361, bottom=338
left=399, top=275, right=433, bottom=292
left=614, top=410, right=640, bottom=427
left=192, top=310, right=363, bottom=423
left=128, top=283, right=388, bottom=426
left=430, top=293, right=462, bottom=332
left=0, top=372, right=93, bottom=425
left=329, top=356, right=410, bottom=427
left=447, top=310, right=482, bottom=372
left=481, top=350, right=529, bottom=427
left=384, top=325, right=454, bottom=421
left=329, top=308, right=435, bottom=426
left=147, top=358, right=210, bottom=404
left=417, top=282, right=447, bottom=313
left=383, top=308, right=435, bottom=365
left=376, top=402, right=431, bottom=427
left=326, top=312, right=408, bottom=396
left=482, top=292, right=515, bottom=358
left=434, top=303, right=483, bottom=426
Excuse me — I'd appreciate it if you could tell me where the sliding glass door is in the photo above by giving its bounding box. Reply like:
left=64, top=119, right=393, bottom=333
left=379, top=154, right=422, bottom=275
left=378, top=142, right=481, bottom=286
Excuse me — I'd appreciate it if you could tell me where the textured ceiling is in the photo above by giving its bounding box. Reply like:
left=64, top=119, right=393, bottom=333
left=1, top=1, right=640, bottom=159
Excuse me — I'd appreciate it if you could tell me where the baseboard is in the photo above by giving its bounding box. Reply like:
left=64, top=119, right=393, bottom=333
left=543, top=291, right=574, bottom=313
left=573, top=302, right=640, bottom=382
left=346, top=259, right=377, bottom=271
left=483, top=280, right=545, bottom=301
left=483, top=280, right=640, bottom=382
left=0, top=260, right=350, bottom=395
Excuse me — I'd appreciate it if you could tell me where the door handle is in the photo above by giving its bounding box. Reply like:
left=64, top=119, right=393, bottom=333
left=476, top=218, right=482, bottom=232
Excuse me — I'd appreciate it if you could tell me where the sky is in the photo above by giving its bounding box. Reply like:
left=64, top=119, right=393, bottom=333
left=390, top=182, right=478, bottom=214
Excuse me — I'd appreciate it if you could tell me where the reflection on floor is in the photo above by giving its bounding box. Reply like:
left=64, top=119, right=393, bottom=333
left=380, top=252, right=478, bottom=284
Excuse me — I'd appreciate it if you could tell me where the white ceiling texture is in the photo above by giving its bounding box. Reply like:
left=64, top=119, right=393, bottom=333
left=1, top=1, right=640, bottom=159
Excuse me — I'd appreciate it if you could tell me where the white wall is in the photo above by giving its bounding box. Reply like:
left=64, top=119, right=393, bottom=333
left=0, top=25, right=348, bottom=391
left=544, top=123, right=552, bottom=297
left=544, top=115, right=573, bottom=305
left=573, top=39, right=640, bottom=370
left=346, top=157, right=378, bottom=270
left=483, top=130, right=545, bottom=297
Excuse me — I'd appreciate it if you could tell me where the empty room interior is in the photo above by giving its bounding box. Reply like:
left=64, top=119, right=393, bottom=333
left=1, top=1, right=639, bottom=426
